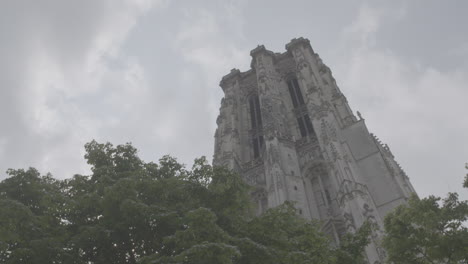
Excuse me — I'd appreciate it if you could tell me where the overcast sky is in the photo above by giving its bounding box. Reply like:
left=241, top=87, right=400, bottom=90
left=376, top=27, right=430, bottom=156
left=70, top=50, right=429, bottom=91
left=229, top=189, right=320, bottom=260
left=1, top=0, right=467, bottom=200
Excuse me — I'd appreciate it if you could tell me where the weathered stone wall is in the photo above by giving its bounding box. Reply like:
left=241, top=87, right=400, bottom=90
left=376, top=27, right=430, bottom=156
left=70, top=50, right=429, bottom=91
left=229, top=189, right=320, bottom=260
left=214, top=37, right=416, bottom=264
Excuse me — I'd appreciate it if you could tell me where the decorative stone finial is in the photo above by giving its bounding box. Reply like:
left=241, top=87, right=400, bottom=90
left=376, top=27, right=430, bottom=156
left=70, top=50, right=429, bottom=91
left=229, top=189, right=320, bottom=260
left=357, top=111, right=363, bottom=120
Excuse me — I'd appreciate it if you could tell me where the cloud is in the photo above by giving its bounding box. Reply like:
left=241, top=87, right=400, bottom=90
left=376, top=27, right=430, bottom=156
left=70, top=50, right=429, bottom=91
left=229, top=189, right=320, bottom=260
left=342, top=4, right=382, bottom=48
left=175, top=4, right=249, bottom=86
left=0, top=0, right=248, bottom=180
left=0, top=0, right=163, bottom=179
left=2, top=0, right=465, bottom=202
left=334, top=4, right=468, bottom=199
left=166, top=3, right=249, bottom=163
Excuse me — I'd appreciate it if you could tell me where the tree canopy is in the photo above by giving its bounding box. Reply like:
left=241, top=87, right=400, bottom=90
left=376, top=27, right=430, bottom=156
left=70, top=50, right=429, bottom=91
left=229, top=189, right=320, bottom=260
left=382, top=163, right=468, bottom=264
left=383, top=193, right=468, bottom=264
left=0, top=140, right=370, bottom=264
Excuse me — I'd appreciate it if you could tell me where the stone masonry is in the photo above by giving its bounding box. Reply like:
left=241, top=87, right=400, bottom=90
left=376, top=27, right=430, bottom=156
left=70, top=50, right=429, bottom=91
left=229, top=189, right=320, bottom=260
left=213, top=37, right=416, bottom=263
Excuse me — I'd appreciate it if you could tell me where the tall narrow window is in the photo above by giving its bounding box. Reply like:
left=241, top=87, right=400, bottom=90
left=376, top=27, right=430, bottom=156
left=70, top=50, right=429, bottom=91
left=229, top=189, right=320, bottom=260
left=303, top=114, right=316, bottom=137
left=252, top=135, right=264, bottom=158
left=288, top=84, right=298, bottom=108
left=287, top=78, right=316, bottom=138
left=287, top=78, right=305, bottom=107
left=249, top=95, right=264, bottom=158
left=297, top=117, right=307, bottom=137
left=296, top=114, right=316, bottom=138
left=325, top=189, right=332, bottom=204
left=292, top=78, right=305, bottom=105
left=249, top=95, right=262, bottom=129
left=304, top=114, right=313, bottom=133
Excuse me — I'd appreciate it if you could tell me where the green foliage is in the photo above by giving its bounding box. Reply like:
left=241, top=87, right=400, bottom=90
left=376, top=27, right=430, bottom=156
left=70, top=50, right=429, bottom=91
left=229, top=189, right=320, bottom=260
left=0, top=140, right=371, bottom=264
left=334, top=222, right=372, bottom=264
left=239, top=202, right=334, bottom=264
left=383, top=193, right=468, bottom=264
left=0, top=168, right=71, bottom=263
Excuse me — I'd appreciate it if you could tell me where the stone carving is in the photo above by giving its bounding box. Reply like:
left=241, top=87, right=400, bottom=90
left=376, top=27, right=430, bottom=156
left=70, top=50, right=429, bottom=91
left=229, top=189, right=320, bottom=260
left=240, top=72, right=258, bottom=94
left=255, top=55, right=270, bottom=85
left=320, top=119, right=338, bottom=144
left=259, top=97, right=275, bottom=135
left=336, top=180, right=369, bottom=207
left=276, top=58, right=297, bottom=81
left=231, top=128, right=240, bottom=140
left=242, top=158, right=263, bottom=171
left=225, top=97, right=236, bottom=107
left=343, top=149, right=353, bottom=163
left=363, top=204, right=375, bottom=220
left=244, top=172, right=257, bottom=185
left=298, top=146, right=323, bottom=169
left=329, top=143, right=340, bottom=161
left=293, top=48, right=306, bottom=62
left=343, top=212, right=356, bottom=232
left=310, top=98, right=332, bottom=119
left=244, top=167, right=265, bottom=185
left=362, top=203, right=387, bottom=262
left=307, top=83, right=319, bottom=94
left=291, top=47, right=317, bottom=80
left=252, top=187, right=267, bottom=201
left=266, top=143, right=281, bottom=165
left=275, top=171, right=283, bottom=189
left=303, top=161, right=329, bottom=179
left=297, top=61, right=310, bottom=72
left=342, top=116, right=355, bottom=127
left=331, top=88, right=341, bottom=99
left=260, top=97, right=289, bottom=139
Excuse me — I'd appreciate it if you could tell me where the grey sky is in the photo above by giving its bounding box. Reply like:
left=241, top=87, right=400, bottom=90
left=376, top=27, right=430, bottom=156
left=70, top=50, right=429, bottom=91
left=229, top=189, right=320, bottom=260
left=0, top=0, right=467, bottom=200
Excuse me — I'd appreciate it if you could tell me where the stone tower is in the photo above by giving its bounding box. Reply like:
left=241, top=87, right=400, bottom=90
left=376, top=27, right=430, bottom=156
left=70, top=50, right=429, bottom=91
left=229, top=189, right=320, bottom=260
left=213, top=37, right=416, bottom=263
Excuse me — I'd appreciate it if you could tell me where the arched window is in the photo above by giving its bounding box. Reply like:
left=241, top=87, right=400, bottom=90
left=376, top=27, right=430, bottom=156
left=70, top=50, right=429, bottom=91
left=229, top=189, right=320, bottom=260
left=249, top=95, right=264, bottom=158
left=287, top=78, right=316, bottom=138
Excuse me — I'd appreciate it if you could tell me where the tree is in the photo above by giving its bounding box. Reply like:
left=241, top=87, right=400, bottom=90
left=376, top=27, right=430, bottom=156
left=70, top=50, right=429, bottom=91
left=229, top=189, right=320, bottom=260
left=383, top=193, right=468, bottom=263
left=0, top=168, right=72, bottom=263
left=0, top=140, right=370, bottom=263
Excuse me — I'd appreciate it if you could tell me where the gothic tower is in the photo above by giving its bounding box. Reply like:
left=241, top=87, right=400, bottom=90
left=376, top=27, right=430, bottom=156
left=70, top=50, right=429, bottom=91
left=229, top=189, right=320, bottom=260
left=213, top=37, right=416, bottom=263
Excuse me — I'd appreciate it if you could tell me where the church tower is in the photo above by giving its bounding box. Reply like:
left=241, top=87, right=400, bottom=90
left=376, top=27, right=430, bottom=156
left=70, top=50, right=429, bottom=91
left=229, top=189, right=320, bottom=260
left=213, top=37, right=416, bottom=263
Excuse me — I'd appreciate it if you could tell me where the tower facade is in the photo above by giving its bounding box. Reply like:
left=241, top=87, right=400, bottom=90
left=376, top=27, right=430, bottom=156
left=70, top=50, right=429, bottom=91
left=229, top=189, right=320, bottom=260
left=213, top=38, right=416, bottom=263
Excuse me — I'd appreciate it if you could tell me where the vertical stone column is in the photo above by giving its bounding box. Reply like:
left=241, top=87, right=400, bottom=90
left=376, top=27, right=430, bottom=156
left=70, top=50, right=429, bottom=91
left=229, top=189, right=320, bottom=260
left=250, top=46, right=288, bottom=208
left=214, top=69, right=242, bottom=171
left=286, top=38, right=347, bottom=189
left=315, top=53, right=357, bottom=127
left=250, top=46, right=313, bottom=218
left=287, top=38, right=385, bottom=263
